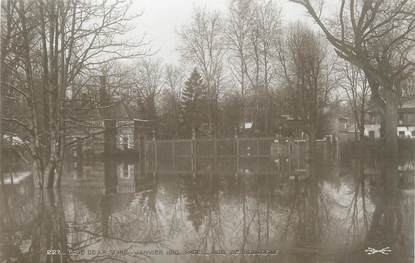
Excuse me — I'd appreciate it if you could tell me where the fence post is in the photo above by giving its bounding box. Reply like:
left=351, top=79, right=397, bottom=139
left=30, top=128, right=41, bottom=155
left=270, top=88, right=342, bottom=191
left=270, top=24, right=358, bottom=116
left=335, top=136, right=339, bottom=160
left=153, top=130, right=157, bottom=172
left=134, top=120, right=140, bottom=152
left=172, top=141, right=176, bottom=171
left=327, top=136, right=332, bottom=160
left=213, top=136, right=217, bottom=172
left=234, top=128, right=239, bottom=175
left=76, top=139, right=83, bottom=178
left=140, top=134, right=145, bottom=173
left=191, top=128, right=196, bottom=175
left=10, top=143, right=14, bottom=184
left=323, top=137, right=328, bottom=161
left=275, top=139, right=280, bottom=175
left=134, top=120, right=146, bottom=176
left=288, top=139, right=292, bottom=178
left=256, top=138, right=260, bottom=173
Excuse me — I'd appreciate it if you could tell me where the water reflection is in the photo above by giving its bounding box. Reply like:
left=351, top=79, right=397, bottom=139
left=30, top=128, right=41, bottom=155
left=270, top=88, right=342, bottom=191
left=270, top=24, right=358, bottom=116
left=0, top=155, right=413, bottom=263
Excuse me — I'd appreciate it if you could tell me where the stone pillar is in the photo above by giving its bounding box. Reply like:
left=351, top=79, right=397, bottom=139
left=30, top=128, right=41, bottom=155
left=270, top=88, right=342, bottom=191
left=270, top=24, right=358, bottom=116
left=104, top=120, right=116, bottom=157
left=134, top=120, right=141, bottom=152
left=134, top=120, right=146, bottom=184
left=104, top=119, right=117, bottom=194
left=104, top=159, right=117, bottom=194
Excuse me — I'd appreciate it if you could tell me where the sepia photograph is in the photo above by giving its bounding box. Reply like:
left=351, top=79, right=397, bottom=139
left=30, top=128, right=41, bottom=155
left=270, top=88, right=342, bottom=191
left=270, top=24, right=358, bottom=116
left=0, top=0, right=414, bottom=262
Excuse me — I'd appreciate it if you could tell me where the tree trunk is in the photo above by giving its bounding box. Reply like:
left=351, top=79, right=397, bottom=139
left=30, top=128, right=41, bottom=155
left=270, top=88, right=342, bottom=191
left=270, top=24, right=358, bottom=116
left=308, top=126, right=317, bottom=158
left=56, top=160, right=64, bottom=189
left=33, top=159, right=44, bottom=189
left=46, top=161, right=56, bottom=189
left=382, top=102, right=398, bottom=159
left=381, top=100, right=399, bottom=193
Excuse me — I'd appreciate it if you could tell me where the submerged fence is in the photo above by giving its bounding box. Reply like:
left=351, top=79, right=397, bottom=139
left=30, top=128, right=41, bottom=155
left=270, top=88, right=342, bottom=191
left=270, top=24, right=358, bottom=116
left=141, top=137, right=335, bottom=175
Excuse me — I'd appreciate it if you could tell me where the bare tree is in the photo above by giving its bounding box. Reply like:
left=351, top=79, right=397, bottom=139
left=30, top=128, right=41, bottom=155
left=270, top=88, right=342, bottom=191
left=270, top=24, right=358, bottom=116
left=160, top=64, right=184, bottom=137
left=1, top=0, right=149, bottom=188
left=225, top=0, right=255, bottom=129
left=1, top=0, right=21, bottom=184
left=339, top=61, right=371, bottom=141
left=179, top=7, right=225, bottom=136
left=282, top=23, right=334, bottom=146
left=252, top=0, right=281, bottom=134
left=225, top=0, right=281, bottom=135
left=290, top=0, right=415, bottom=169
left=130, top=59, right=165, bottom=121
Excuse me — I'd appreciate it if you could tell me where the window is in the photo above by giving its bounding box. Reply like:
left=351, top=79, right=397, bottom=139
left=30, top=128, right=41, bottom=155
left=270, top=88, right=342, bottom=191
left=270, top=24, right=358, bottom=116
left=399, top=131, right=405, bottom=137
left=412, top=130, right=415, bottom=137
left=369, top=131, right=375, bottom=139
left=398, top=113, right=404, bottom=125
left=120, top=164, right=130, bottom=179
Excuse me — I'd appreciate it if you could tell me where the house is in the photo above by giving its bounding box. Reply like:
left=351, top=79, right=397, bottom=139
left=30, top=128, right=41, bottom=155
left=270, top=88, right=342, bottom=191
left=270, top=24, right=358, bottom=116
left=66, top=75, right=139, bottom=152
left=276, top=115, right=307, bottom=138
left=364, top=98, right=415, bottom=139
left=397, top=99, right=415, bottom=138
left=67, top=99, right=135, bottom=153
left=363, top=111, right=382, bottom=139
left=334, top=117, right=360, bottom=143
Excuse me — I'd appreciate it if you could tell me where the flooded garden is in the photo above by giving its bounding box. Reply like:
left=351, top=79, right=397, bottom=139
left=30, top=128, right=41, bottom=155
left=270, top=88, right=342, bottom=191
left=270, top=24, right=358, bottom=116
left=1, top=140, right=413, bottom=263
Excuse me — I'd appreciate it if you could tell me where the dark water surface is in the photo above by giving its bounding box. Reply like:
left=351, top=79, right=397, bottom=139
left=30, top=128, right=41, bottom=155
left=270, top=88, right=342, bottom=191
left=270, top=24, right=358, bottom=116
left=0, top=158, right=414, bottom=263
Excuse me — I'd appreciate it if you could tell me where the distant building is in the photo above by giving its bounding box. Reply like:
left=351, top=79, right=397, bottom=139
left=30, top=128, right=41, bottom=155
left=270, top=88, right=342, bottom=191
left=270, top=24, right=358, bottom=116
left=363, top=111, right=382, bottom=139
left=334, top=117, right=358, bottom=143
left=397, top=99, right=415, bottom=138
left=66, top=75, right=138, bottom=152
left=364, top=98, right=415, bottom=139
left=276, top=115, right=306, bottom=138
left=67, top=100, right=134, bottom=151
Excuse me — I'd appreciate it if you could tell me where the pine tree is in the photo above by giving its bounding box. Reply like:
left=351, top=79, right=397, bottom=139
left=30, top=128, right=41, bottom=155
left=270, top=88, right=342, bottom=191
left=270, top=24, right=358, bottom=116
left=180, top=68, right=208, bottom=136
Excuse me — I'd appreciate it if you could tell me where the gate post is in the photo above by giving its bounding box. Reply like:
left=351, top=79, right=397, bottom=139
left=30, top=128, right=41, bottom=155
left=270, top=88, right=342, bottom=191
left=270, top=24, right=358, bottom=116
left=134, top=120, right=146, bottom=176
left=104, top=119, right=116, bottom=156
left=104, top=119, right=117, bottom=193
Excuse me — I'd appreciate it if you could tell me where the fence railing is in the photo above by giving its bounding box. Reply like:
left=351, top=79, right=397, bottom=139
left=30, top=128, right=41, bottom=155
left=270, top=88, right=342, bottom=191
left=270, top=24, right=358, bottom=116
left=140, top=137, right=335, bottom=174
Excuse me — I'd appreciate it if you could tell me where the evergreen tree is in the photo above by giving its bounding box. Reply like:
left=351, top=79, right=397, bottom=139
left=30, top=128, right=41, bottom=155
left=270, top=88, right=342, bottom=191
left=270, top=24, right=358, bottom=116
left=180, top=68, right=208, bottom=136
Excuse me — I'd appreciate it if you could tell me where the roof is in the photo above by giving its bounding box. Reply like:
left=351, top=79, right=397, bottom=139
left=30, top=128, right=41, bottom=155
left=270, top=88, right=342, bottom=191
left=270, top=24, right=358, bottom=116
left=402, top=98, right=415, bottom=109
left=366, top=98, right=415, bottom=113
left=2, top=134, right=29, bottom=146
left=280, top=114, right=304, bottom=121
left=74, top=101, right=132, bottom=122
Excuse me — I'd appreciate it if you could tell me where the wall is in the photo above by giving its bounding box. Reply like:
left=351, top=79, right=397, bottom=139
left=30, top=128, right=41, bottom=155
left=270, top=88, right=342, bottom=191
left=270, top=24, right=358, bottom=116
left=364, top=124, right=381, bottom=138
left=397, top=126, right=415, bottom=139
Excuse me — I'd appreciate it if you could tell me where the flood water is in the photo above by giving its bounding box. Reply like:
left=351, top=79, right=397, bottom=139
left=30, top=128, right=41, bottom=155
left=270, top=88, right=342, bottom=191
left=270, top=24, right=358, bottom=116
left=0, top=155, right=414, bottom=263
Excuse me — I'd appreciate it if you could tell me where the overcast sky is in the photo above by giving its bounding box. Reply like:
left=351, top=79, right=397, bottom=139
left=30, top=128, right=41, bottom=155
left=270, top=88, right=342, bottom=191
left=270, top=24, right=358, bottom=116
left=131, top=0, right=312, bottom=64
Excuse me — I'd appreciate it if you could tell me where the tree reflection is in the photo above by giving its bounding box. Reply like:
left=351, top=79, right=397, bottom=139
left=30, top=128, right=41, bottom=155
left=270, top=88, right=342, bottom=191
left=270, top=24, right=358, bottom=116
left=183, top=173, right=225, bottom=253
left=0, top=188, right=69, bottom=263
left=279, top=161, right=331, bottom=263
left=337, top=157, right=414, bottom=263
left=346, top=160, right=370, bottom=242
left=358, top=162, right=413, bottom=263
left=1, top=153, right=412, bottom=263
